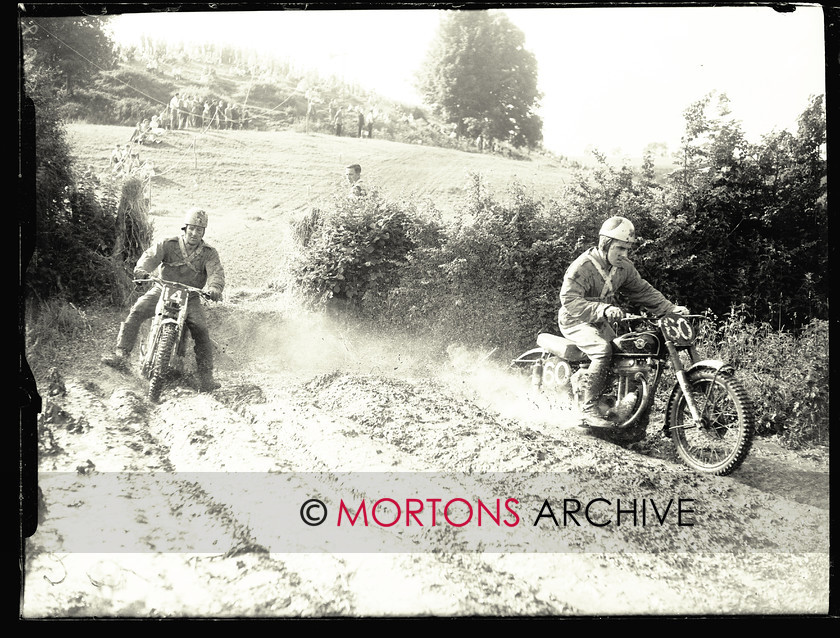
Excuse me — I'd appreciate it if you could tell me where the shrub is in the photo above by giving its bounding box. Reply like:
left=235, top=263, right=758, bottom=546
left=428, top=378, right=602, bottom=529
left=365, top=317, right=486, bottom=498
left=24, top=298, right=92, bottom=374
left=290, top=190, right=432, bottom=312
left=697, top=306, right=829, bottom=447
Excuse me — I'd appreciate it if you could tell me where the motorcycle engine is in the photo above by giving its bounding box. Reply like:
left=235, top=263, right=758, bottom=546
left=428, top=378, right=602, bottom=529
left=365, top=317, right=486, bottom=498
left=612, top=358, right=652, bottom=377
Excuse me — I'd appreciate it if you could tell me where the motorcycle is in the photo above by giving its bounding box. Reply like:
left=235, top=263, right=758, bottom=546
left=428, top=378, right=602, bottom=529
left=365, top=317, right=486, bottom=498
left=512, top=313, right=755, bottom=476
left=136, top=276, right=213, bottom=403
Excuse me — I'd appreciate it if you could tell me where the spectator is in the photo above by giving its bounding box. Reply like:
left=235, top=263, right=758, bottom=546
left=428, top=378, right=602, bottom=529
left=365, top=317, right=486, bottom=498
left=169, top=93, right=181, bottom=130
left=212, top=101, right=225, bottom=129
left=110, top=144, right=123, bottom=171
left=333, top=107, right=343, bottom=136
left=202, top=101, right=211, bottom=128
left=179, top=96, right=190, bottom=130
left=344, top=164, right=367, bottom=199
left=129, top=121, right=144, bottom=144
left=366, top=110, right=374, bottom=139
left=357, top=109, right=365, bottom=138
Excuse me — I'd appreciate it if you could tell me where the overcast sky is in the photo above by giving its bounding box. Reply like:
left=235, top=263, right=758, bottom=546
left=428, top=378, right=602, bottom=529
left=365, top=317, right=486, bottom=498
left=105, top=4, right=826, bottom=157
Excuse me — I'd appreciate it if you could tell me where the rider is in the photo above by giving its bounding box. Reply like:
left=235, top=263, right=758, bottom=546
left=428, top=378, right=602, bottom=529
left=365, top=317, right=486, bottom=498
left=558, top=216, right=689, bottom=428
left=101, top=208, right=225, bottom=392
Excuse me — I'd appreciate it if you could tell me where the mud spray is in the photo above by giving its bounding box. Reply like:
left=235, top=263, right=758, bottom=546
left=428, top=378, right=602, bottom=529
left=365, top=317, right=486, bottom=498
left=209, top=292, right=576, bottom=431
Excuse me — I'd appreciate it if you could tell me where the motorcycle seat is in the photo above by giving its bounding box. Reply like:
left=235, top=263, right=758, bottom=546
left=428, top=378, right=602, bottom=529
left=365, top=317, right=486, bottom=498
left=536, top=333, right=588, bottom=362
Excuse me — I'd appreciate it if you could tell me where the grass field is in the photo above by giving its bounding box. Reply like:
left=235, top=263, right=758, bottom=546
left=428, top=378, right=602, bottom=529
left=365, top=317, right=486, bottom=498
left=66, top=122, right=678, bottom=294
left=67, top=123, right=582, bottom=289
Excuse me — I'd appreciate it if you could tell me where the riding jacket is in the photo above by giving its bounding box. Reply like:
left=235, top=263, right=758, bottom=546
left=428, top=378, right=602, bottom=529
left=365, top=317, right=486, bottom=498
left=558, top=247, right=674, bottom=329
left=136, top=235, right=225, bottom=295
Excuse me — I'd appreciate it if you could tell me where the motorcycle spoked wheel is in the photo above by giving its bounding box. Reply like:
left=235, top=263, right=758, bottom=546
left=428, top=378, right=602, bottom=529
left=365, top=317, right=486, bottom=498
left=148, top=323, right=178, bottom=403
left=665, top=368, right=755, bottom=476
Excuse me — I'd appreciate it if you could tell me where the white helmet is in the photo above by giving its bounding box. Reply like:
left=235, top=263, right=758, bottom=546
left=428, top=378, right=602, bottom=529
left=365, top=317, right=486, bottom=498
left=182, top=207, right=208, bottom=229
left=599, top=216, right=636, bottom=244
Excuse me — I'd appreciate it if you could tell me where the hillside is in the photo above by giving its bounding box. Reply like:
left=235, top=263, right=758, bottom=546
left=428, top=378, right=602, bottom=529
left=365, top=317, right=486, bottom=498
left=68, top=122, right=581, bottom=289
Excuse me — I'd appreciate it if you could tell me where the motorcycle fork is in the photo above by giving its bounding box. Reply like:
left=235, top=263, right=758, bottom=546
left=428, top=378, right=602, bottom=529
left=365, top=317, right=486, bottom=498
left=175, top=295, right=190, bottom=357
left=666, top=341, right=703, bottom=427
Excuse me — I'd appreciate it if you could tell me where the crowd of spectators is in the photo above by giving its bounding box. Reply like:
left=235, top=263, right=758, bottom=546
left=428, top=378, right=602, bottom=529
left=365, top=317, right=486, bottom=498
left=161, top=92, right=249, bottom=131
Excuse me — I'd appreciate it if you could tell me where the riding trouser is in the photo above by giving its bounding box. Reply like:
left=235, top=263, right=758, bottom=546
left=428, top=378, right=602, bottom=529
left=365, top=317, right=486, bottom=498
left=560, top=320, right=616, bottom=412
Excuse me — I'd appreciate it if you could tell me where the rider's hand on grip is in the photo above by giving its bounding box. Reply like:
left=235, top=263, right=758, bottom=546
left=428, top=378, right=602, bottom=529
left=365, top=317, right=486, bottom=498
left=605, top=305, right=624, bottom=321
left=133, top=268, right=150, bottom=280
left=205, top=288, right=222, bottom=302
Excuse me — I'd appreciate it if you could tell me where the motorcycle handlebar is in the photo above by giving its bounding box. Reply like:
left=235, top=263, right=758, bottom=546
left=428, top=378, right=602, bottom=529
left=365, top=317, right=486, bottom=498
left=132, top=276, right=214, bottom=300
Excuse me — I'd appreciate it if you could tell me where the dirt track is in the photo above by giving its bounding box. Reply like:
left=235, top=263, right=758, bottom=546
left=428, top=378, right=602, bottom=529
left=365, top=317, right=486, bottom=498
left=21, top=302, right=830, bottom=617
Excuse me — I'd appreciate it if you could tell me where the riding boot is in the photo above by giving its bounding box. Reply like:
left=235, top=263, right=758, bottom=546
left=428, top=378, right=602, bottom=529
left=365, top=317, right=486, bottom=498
left=195, top=345, right=220, bottom=392
left=197, top=367, right=221, bottom=392
left=579, top=360, right=613, bottom=428
left=101, top=323, right=131, bottom=371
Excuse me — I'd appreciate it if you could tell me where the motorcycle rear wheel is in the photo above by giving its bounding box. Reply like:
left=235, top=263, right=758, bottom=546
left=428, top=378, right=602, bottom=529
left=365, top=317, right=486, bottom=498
left=666, top=368, right=754, bottom=476
left=148, top=323, right=177, bottom=403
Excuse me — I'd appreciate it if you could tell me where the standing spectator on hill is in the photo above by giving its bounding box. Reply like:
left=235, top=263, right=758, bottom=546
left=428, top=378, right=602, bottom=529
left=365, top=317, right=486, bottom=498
left=333, top=107, right=343, bottom=136
left=366, top=110, right=374, bottom=139
left=202, top=101, right=211, bottom=128
left=169, top=93, right=181, bottom=130
left=344, top=164, right=367, bottom=199
left=187, top=96, right=198, bottom=128
left=224, top=102, right=235, bottom=129
left=357, top=109, right=365, bottom=138
left=213, top=100, right=225, bottom=129
left=179, top=96, right=190, bottom=129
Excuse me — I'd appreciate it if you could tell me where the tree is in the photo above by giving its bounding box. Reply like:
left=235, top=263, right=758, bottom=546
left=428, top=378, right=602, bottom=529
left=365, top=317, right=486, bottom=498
left=20, top=15, right=115, bottom=96
left=417, top=10, right=543, bottom=148
left=643, top=91, right=827, bottom=327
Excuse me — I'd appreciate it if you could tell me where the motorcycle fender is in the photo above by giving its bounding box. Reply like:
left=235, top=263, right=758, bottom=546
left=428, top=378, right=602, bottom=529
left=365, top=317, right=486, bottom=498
left=685, top=359, right=735, bottom=375
left=512, top=347, right=548, bottom=365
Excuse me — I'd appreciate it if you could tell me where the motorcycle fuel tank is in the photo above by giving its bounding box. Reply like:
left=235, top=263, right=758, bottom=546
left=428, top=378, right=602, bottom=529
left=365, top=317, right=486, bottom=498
left=612, top=331, right=660, bottom=356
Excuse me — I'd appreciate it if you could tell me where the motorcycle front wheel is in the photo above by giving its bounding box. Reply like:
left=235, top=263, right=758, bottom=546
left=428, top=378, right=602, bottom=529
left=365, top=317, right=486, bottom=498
left=148, top=323, right=178, bottom=403
left=666, top=368, right=754, bottom=476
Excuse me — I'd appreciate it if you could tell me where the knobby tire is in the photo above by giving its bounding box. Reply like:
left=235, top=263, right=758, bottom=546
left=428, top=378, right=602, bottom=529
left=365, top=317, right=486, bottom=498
left=666, top=368, right=754, bottom=476
left=148, top=322, right=177, bottom=403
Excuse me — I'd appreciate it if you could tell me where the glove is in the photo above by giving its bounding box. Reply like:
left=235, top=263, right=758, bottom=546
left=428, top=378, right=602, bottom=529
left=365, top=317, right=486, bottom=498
left=605, top=305, right=624, bottom=321
left=133, top=267, right=150, bottom=280
left=205, top=288, right=222, bottom=302
left=672, top=305, right=690, bottom=316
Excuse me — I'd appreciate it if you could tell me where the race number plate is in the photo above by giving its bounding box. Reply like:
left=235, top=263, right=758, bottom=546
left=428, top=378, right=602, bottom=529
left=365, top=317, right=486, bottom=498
left=162, top=285, right=185, bottom=305
left=659, top=315, right=696, bottom=346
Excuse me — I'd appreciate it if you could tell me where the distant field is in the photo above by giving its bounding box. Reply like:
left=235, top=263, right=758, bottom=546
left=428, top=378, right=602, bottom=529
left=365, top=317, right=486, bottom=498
left=66, top=123, right=583, bottom=287
left=65, top=123, right=674, bottom=289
